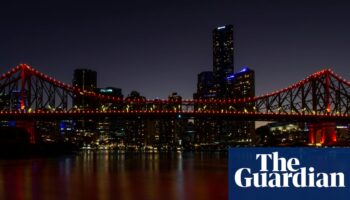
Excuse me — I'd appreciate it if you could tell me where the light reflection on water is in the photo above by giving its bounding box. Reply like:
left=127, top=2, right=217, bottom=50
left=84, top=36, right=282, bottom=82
left=0, top=151, right=227, bottom=200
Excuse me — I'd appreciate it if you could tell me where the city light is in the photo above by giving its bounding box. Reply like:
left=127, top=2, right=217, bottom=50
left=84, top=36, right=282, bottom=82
left=0, top=43, right=348, bottom=149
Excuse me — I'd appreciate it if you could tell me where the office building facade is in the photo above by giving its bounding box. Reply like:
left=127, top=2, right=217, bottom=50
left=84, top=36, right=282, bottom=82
left=213, top=25, right=234, bottom=97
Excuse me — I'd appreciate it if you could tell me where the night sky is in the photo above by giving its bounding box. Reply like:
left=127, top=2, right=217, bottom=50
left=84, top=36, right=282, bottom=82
left=1, top=0, right=350, bottom=99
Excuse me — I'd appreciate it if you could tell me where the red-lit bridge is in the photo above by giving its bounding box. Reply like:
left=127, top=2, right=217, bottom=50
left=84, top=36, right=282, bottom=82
left=1, top=64, right=350, bottom=145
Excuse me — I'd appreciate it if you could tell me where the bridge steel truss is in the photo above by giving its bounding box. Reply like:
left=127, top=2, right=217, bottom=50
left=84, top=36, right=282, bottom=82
left=0, top=65, right=350, bottom=122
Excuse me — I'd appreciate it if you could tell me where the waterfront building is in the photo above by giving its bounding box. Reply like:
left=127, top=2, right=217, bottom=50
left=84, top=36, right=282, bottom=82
left=144, top=93, right=185, bottom=151
left=96, top=87, right=124, bottom=148
left=256, top=122, right=309, bottom=146
left=124, top=91, right=146, bottom=149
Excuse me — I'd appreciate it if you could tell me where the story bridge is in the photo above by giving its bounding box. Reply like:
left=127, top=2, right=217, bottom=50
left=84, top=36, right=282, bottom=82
left=1, top=64, right=350, bottom=145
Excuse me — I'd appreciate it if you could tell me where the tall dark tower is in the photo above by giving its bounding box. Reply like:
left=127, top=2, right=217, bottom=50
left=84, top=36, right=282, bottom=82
left=72, top=69, right=97, bottom=108
left=213, top=25, right=234, bottom=97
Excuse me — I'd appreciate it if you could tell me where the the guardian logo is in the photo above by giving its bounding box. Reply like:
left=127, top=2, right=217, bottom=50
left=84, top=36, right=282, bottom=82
left=234, top=152, right=345, bottom=188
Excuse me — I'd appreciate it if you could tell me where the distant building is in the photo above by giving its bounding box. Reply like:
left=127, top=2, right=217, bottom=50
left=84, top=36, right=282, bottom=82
left=256, top=123, right=350, bottom=146
left=167, top=92, right=182, bottom=110
left=72, top=69, right=98, bottom=145
left=98, top=87, right=122, bottom=97
left=226, top=67, right=255, bottom=99
left=256, top=122, right=309, bottom=146
left=193, top=71, right=217, bottom=99
left=96, top=87, right=124, bottom=146
left=224, top=67, right=255, bottom=145
left=124, top=91, right=146, bottom=148
left=194, top=25, right=235, bottom=99
left=193, top=25, right=256, bottom=148
left=213, top=25, right=234, bottom=98
left=72, top=69, right=97, bottom=108
left=144, top=92, right=184, bottom=151
left=213, top=25, right=234, bottom=80
left=98, top=87, right=123, bottom=110
left=166, top=93, right=184, bottom=148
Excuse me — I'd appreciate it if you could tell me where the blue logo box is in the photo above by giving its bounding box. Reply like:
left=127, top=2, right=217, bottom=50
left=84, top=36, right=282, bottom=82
left=229, top=148, right=350, bottom=200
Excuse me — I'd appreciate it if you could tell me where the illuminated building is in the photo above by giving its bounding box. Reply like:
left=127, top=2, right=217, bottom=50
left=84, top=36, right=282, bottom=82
left=213, top=25, right=234, bottom=97
left=59, top=120, right=76, bottom=143
left=256, top=122, right=309, bottom=146
left=224, top=67, right=255, bottom=145
left=96, top=87, right=124, bottom=147
left=145, top=118, right=183, bottom=151
left=193, top=25, right=235, bottom=100
left=257, top=123, right=348, bottom=146
left=193, top=25, right=255, bottom=146
left=72, top=69, right=98, bottom=146
left=336, top=125, right=350, bottom=144
left=98, top=87, right=123, bottom=110
left=226, top=67, right=255, bottom=98
left=193, top=25, right=256, bottom=148
left=144, top=93, right=184, bottom=151
left=36, top=121, right=62, bottom=143
left=165, top=92, right=184, bottom=149
left=98, top=87, right=122, bottom=96
left=72, top=69, right=97, bottom=108
left=124, top=91, right=146, bottom=149
left=194, top=25, right=235, bottom=99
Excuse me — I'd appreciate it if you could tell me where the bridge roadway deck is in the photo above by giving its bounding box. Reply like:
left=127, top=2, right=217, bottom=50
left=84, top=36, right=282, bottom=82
left=0, top=110, right=349, bottom=122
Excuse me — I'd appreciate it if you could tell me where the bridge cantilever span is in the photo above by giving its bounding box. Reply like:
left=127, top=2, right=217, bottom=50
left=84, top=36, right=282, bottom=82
left=1, top=64, right=350, bottom=121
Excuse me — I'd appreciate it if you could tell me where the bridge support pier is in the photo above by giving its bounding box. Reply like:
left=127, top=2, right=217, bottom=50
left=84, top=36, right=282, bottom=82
left=308, top=122, right=337, bottom=146
left=16, top=121, right=36, bottom=144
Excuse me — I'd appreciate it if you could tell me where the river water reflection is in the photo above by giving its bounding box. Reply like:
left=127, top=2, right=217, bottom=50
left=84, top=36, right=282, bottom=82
left=0, top=151, right=228, bottom=200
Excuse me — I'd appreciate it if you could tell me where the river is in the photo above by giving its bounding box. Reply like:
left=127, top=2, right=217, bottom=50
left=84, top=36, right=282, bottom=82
left=0, top=151, right=228, bottom=200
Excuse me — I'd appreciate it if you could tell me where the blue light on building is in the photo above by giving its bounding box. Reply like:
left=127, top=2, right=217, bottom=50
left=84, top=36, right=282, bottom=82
left=60, top=121, right=66, bottom=131
left=226, top=74, right=235, bottom=80
left=239, top=67, right=249, bottom=73
left=226, top=67, right=251, bottom=80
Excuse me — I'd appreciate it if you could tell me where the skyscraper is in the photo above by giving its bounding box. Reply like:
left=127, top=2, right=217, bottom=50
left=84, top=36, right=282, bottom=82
left=72, top=69, right=98, bottom=145
left=225, top=67, right=256, bottom=144
left=213, top=25, right=234, bottom=96
left=194, top=25, right=256, bottom=147
left=72, top=69, right=97, bottom=108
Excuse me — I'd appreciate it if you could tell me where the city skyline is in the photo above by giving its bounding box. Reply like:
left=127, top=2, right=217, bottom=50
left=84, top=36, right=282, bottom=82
left=1, top=1, right=350, bottom=99
left=1, top=2, right=350, bottom=200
